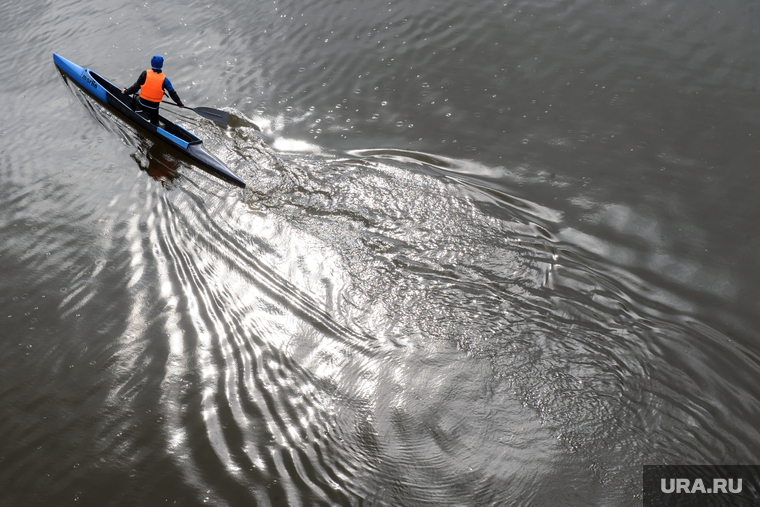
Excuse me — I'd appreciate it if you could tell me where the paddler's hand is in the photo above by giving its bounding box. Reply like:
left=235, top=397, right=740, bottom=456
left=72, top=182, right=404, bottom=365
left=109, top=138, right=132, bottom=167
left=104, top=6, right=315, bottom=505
left=121, top=88, right=126, bottom=94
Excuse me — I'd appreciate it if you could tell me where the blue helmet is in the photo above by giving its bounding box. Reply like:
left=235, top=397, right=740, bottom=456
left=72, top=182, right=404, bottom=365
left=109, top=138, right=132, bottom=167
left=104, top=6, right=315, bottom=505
left=151, top=54, right=164, bottom=70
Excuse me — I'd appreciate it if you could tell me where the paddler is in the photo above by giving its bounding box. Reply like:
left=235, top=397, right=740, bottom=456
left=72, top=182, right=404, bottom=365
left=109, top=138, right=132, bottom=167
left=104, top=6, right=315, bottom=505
left=121, top=54, right=184, bottom=125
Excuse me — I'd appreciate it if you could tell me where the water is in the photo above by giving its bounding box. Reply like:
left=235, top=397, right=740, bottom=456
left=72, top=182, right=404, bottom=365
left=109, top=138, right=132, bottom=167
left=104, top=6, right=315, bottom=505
left=2, top=0, right=760, bottom=505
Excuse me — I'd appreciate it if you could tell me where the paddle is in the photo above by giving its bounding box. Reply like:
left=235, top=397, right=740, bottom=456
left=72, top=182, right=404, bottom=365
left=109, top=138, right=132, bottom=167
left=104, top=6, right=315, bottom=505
left=122, top=89, right=231, bottom=125
left=163, top=101, right=230, bottom=125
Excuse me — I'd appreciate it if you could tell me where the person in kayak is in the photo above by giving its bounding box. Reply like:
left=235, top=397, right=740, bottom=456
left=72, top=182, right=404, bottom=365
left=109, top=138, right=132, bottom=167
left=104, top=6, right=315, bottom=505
left=121, top=55, right=183, bottom=126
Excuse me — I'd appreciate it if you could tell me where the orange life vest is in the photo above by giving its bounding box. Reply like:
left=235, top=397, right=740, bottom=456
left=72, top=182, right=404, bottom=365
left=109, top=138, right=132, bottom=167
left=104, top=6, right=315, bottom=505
left=140, top=69, right=166, bottom=103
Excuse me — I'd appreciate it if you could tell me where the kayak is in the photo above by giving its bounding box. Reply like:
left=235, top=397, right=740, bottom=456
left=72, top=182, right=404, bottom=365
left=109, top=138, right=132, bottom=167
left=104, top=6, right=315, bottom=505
left=53, top=53, right=246, bottom=188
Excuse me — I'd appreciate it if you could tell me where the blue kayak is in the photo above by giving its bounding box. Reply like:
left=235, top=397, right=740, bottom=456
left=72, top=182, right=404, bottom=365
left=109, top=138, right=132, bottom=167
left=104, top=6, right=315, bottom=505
left=53, top=53, right=246, bottom=188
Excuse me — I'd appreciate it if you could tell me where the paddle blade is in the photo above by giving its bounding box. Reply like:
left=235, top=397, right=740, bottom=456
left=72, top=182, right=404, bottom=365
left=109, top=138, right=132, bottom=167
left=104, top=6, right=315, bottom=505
left=190, top=106, right=230, bottom=125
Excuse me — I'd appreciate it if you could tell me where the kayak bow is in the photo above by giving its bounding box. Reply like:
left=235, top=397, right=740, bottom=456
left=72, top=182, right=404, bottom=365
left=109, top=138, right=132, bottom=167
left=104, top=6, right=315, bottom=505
left=53, top=53, right=246, bottom=189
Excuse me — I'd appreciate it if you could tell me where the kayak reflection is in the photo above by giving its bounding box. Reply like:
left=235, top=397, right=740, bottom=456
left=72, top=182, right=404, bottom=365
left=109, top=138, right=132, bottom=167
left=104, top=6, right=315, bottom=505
left=130, top=141, right=180, bottom=186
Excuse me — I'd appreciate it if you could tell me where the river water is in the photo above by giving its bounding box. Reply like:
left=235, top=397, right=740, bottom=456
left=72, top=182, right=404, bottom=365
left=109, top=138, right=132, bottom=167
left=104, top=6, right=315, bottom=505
left=2, top=0, right=760, bottom=505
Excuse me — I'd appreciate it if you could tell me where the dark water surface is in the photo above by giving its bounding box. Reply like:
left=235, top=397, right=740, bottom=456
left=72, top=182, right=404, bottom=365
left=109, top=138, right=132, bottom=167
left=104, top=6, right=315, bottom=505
left=2, top=0, right=760, bottom=505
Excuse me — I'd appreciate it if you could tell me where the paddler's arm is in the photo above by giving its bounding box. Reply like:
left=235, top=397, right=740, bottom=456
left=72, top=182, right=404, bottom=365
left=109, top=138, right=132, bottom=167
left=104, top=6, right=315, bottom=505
left=163, top=77, right=184, bottom=108
left=121, top=70, right=147, bottom=95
